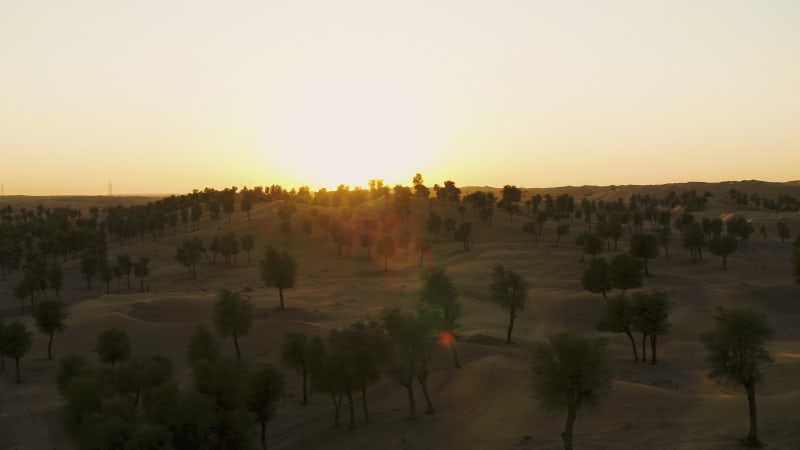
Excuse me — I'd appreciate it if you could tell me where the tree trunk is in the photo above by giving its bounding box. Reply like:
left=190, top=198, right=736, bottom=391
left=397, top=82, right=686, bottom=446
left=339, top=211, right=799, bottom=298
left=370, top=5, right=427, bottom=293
left=643, top=258, right=650, bottom=275
left=650, top=334, right=657, bottom=364
left=233, top=334, right=241, bottom=360
left=418, top=372, right=434, bottom=414
left=561, top=406, right=577, bottom=450
left=279, top=288, right=285, bottom=310
left=347, top=390, right=355, bottom=429
left=450, top=342, right=461, bottom=369
left=302, top=367, right=308, bottom=405
left=15, top=356, right=21, bottom=383
left=641, top=333, right=647, bottom=363
left=48, top=331, right=54, bottom=360
left=384, top=255, right=388, bottom=271
left=332, top=393, right=342, bottom=428
left=406, top=383, right=417, bottom=420
left=361, top=386, right=370, bottom=422
left=744, top=381, right=761, bottom=447
left=722, top=255, right=728, bottom=270
left=624, top=330, right=638, bottom=362
left=506, top=309, right=516, bottom=344
left=260, top=419, right=267, bottom=450
left=418, top=251, right=424, bottom=266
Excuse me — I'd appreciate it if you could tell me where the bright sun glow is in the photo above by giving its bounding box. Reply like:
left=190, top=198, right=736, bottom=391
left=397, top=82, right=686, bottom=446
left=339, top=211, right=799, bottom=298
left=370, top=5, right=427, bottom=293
left=261, top=56, right=444, bottom=189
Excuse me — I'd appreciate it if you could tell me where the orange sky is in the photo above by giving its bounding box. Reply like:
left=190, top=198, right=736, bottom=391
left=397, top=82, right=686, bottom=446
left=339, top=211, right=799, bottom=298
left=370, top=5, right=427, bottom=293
left=1, top=1, right=799, bottom=195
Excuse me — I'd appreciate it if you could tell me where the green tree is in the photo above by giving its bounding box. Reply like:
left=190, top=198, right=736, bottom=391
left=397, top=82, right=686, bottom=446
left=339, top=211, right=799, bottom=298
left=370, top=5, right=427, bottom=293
left=701, top=308, right=773, bottom=448
left=793, top=236, right=800, bottom=284
left=249, top=363, right=286, bottom=450
left=414, top=237, right=431, bottom=267
left=420, top=267, right=462, bottom=368
left=597, top=293, right=639, bottom=362
left=427, top=211, right=442, bottom=241
left=576, top=232, right=603, bottom=262
left=117, top=254, right=133, bottom=290
left=709, top=234, right=738, bottom=270
left=95, top=327, right=131, bottom=366
left=47, top=262, right=64, bottom=298
left=1, top=321, right=33, bottom=383
left=609, top=253, right=643, bottom=292
left=80, top=251, right=98, bottom=289
left=776, top=222, right=790, bottom=247
left=260, top=246, right=298, bottom=310
left=530, top=333, right=613, bottom=450
left=582, top=257, right=611, bottom=298
left=132, top=256, right=151, bottom=292
left=378, top=307, right=437, bottom=419
left=241, top=234, right=255, bottom=262
left=489, top=264, right=530, bottom=344
left=214, top=288, right=254, bottom=359
left=187, top=325, right=220, bottom=366
left=454, top=222, right=473, bottom=251
left=629, top=233, right=659, bottom=275
left=555, top=223, right=570, bottom=247
left=375, top=234, right=396, bottom=271
left=681, top=222, right=705, bottom=262
left=630, top=290, right=671, bottom=364
left=34, top=299, right=68, bottom=360
left=280, top=333, right=312, bottom=405
left=175, top=237, right=204, bottom=278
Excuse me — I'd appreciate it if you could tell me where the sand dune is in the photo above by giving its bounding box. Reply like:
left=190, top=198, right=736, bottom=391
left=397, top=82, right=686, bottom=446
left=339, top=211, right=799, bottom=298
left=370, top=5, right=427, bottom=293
left=2, top=182, right=800, bottom=449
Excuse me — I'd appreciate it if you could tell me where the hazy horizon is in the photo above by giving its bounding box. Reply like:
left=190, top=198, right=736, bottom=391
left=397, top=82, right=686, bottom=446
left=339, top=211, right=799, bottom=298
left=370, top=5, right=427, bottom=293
left=2, top=1, right=799, bottom=195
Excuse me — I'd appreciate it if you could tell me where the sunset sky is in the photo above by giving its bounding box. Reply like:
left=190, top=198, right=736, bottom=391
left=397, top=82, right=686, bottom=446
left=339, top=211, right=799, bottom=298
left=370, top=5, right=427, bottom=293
left=1, top=1, right=798, bottom=195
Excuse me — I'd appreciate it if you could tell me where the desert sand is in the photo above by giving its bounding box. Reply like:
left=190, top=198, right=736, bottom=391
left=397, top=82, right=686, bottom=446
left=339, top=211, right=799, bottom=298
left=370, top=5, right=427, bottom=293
left=1, top=181, right=800, bottom=450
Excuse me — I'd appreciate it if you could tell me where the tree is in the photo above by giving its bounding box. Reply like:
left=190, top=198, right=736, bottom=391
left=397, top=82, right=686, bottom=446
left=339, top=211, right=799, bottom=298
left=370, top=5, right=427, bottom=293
left=420, top=267, right=462, bottom=368
left=609, top=253, right=643, bottom=292
left=582, top=257, right=611, bottom=298
left=489, top=264, right=530, bottom=344
left=175, top=237, right=204, bottom=278
left=776, top=222, right=790, bottom=247
left=427, top=211, right=442, bottom=241
left=375, top=234, right=396, bottom=271
left=34, top=299, right=68, bottom=360
left=241, top=234, right=255, bottom=262
left=555, top=223, right=570, bottom=247
left=280, top=333, right=312, bottom=405
left=629, top=290, right=671, bottom=364
left=47, top=262, right=64, bottom=298
left=1, top=321, right=33, bottom=383
left=530, top=333, right=613, bottom=450
left=709, top=234, right=738, bottom=270
left=80, top=251, right=98, bottom=289
left=132, top=256, right=151, bottom=292
left=95, top=327, right=131, bottom=366
left=597, top=293, right=639, bottom=362
left=249, top=363, right=286, bottom=450
left=378, top=307, right=437, bottom=419
left=414, top=237, right=431, bottom=267
left=681, top=222, right=705, bottom=262
left=454, top=222, right=473, bottom=251
left=214, top=288, right=254, bottom=359
left=117, top=254, right=133, bottom=290
left=187, top=325, right=220, bottom=366
left=334, top=322, right=382, bottom=424
left=793, top=237, right=800, bottom=284
left=576, top=232, right=603, bottom=262
left=701, top=308, right=773, bottom=447
left=260, top=246, right=298, bottom=310
left=629, top=233, right=659, bottom=275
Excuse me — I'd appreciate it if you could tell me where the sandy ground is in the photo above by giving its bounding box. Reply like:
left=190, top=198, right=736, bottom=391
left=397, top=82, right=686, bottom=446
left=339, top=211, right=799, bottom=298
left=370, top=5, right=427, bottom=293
left=2, top=183, right=800, bottom=450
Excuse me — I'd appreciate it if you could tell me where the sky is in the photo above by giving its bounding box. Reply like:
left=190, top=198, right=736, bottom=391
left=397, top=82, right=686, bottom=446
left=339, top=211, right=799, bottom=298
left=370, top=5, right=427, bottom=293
left=1, top=0, right=799, bottom=195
